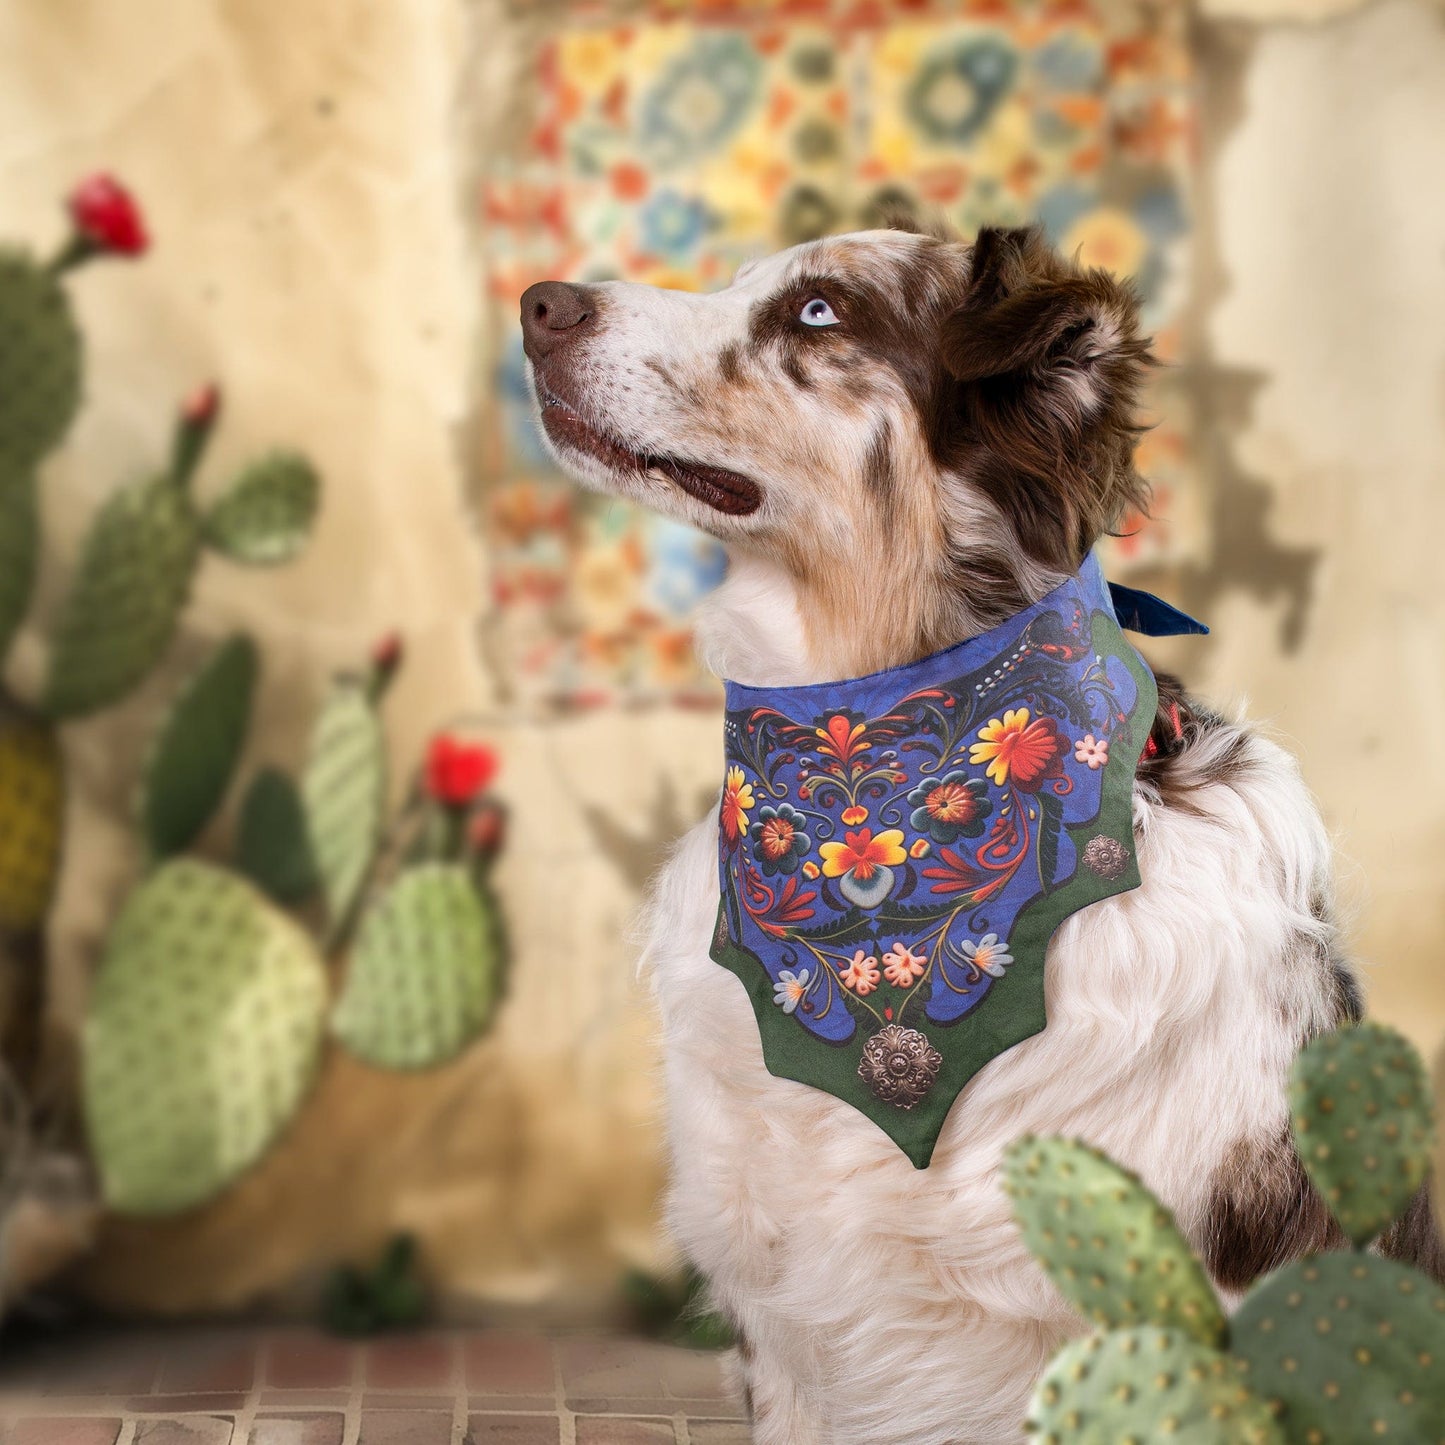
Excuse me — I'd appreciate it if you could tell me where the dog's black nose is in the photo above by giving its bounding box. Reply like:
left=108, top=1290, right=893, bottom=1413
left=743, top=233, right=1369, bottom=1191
left=520, top=280, right=595, bottom=361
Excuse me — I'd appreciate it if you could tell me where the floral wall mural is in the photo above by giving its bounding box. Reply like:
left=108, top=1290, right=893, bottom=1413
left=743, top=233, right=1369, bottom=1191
left=476, top=0, right=1200, bottom=711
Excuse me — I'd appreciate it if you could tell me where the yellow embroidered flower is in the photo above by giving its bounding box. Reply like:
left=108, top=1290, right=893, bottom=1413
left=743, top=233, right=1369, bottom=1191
left=818, top=828, right=906, bottom=881
left=841, top=805, right=869, bottom=825
left=968, top=707, right=1066, bottom=791
left=720, top=765, right=755, bottom=842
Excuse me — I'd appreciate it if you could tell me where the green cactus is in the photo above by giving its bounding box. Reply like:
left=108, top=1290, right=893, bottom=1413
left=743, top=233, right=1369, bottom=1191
left=0, top=467, right=39, bottom=668
left=1003, top=1136, right=1227, bottom=1348
left=41, top=469, right=202, bottom=718
left=236, top=767, right=318, bottom=905
left=203, top=451, right=320, bottom=565
left=83, top=859, right=327, bottom=1215
left=302, top=679, right=385, bottom=937
left=0, top=249, right=82, bottom=475
left=138, top=635, right=258, bottom=860
left=1231, top=1252, right=1445, bottom=1444
left=1026, top=1327, right=1284, bottom=1445
left=1289, top=1019, right=1435, bottom=1246
left=0, top=698, right=63, bottom=936
left=331, top=863, right=501, bottom=1069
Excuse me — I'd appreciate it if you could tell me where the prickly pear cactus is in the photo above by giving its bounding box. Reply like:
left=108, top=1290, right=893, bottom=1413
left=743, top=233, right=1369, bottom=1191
left=1027, top=1327, right=1283, bottom=1445
left=302, top=680, right=385, bottom=936
left=0, top=467, right=39, bottom=668
left=0, top=250, right=82, bottom=474
left=83, top=859, right=327, bottom=1215
left=202, top=451, right=320, bottom=565
left=138, top=635, right=258, bottom=859
left=1289, top=1020, right=1435, bottom=1246
left=0, top=699, right=63, bottom=935
left=332, top=863, right=501, bottom=1069
left=236, top=767, right=318, bottom=905
left=1004, top=1136, right=1227, bottom=1348
left=1232, top=1252, right=1445, bottom=1443
left=42, top=470, right=201, bottom=718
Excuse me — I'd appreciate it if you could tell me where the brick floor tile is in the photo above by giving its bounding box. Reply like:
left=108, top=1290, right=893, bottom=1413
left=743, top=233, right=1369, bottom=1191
left=133, top=1420, right=235, bottom=1445
left=365, top=1336, right=455, bottom=1391
left=248, top=1415, right=347, bottom=1445
left=463, top=1334, right=553, bottom=1394
left=657, top=1350, right=730, bottom=1401
left=129, top=1395, right=250, bottom=1414
left=466, top=1396, right=555, bottom=1413
left=685, top=1424, right=752, bottom=1445
left=573, top=1421, right=677, bottom=1445
left=465, top=1417, right=562, bottom=1444
left=157, top=1337, right=257, bottom=1394
left=10, top=1421, right=123, bottom=1445
left=355, top=1411, right=454, bottom=1445
left=264, top=1336, right=357, bottom=1391
left=557, top=1341, right=667, bottom=1401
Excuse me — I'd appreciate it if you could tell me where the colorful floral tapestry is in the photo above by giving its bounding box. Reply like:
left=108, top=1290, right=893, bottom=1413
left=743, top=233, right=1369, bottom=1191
left=478, top=0, right=1198, bottom=710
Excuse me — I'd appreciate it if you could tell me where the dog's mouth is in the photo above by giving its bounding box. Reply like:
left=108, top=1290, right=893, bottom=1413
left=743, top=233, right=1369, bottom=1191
left=535, top=377, right=763, bottom=518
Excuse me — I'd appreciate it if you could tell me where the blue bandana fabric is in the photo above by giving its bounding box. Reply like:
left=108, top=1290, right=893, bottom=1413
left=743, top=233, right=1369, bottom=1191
left=709, top=552, right=1205, bottom=1166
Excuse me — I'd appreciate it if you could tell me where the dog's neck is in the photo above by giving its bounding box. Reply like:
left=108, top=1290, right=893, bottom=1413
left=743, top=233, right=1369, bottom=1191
left=694, top=545, right=1066, bottom=688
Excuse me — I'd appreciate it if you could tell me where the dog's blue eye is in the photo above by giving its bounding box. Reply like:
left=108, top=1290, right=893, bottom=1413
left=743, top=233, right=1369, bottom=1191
left=799, top=298, right=839, bottom=327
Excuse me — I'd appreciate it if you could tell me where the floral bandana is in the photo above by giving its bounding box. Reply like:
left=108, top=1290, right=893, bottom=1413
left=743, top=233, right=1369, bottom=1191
left=710, top=552, right=1207, bottom=1167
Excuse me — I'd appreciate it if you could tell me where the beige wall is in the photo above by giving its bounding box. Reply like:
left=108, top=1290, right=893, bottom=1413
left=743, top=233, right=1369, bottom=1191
left=0, top=0, right=1440, bottom=1314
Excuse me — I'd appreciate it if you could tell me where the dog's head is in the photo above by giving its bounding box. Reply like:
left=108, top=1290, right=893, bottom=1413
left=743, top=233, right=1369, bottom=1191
left=522, top=225, right=1150, bottom=673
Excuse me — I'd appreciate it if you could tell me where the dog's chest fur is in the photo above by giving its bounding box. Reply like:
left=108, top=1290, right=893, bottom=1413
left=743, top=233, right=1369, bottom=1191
left=640, top=566, right=1345, bottom=1445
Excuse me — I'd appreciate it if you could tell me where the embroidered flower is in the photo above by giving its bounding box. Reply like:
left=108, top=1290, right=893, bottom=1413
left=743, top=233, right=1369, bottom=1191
left=907, top=770, right=993, bottom=843
left=772, top=968, right=811, bottom=1014
left=839, top=950, right=880, bottom=995
left=720, top=765, right=755, bottom=842
left=857, top=1025, right=943, bottom=1109
left=1074, top=733, right=1109, bottom=770
left=951, top=933, right=1013, bottom=979
left=1083, top=834, right=1129, bottom=880
left=841, top=804, right=869, bottom=825
left=882, top=942, right=928, bottom=987
left=750, top=802, right=811, bottom=875
left=969, top=708, right=1067, bottom=792
left=819, top=828, right=905, bottom=882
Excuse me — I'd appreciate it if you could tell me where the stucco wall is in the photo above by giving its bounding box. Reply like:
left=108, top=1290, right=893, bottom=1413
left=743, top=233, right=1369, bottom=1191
left=0, top=0, right=1440, bottom=1315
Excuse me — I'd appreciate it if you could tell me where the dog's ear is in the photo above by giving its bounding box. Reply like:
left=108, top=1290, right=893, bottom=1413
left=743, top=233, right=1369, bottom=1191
left=941, top=226, right=1152, bottom=568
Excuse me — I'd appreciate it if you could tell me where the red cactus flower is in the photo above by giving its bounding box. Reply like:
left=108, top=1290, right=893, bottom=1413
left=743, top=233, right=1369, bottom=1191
left=425, top=735, right=499, bottom=807
left=466, top=800, right=507, bottom=859
left=370, top=631, right=404, bottom=674
left=181, top=383, right=221, bottom=427
left=67, top=174, right=148, bottom=256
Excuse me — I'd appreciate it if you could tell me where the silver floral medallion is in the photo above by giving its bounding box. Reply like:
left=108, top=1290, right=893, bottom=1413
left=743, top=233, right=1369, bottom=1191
left=1082, top=833, right=1129, bottom=880
left=858, top=1025, right=943, bottom=1109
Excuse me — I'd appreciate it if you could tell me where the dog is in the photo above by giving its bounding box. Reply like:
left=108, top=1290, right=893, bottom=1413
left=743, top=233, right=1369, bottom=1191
left=520, top=224, right=1441, bottom=1444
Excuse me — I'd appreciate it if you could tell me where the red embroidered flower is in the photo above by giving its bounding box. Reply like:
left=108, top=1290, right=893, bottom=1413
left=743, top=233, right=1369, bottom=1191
left=425, top=735, right=499, bottom=806
left=721, top=765, right=755, bottom=843
left=67, top=174, right=149, bottom=256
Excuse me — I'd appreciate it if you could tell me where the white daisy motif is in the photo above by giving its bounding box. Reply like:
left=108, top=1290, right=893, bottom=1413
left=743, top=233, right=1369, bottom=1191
left=952, top=933, right=1014, bottom=978
left=773, top=968, right=811, bottom=1014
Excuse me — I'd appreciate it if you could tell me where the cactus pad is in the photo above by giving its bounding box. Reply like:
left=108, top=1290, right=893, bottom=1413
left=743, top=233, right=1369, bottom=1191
left=1232, top=1252, right=1445, bottom=1444
left=139, top=635, right=258, bottom=859
left=0, top=467, right=38, bottom=666
left=203, top=451, right=319, bottom=565
left=1289, top=1021, right=1435, bottom=1246
left=332, top=863, right=500, bottom=1069
left=302, top=680, right=385, bottom=935
left=1026, top=1327, right=1284, bottom=1445
left=0, top=703, right=63, bottom=935
left=42, top=471, right=201, bottom=717
left=83, top=859, right=326, bottom=1215
left=236, top=768, right=318, bottom=905
left=1004, top=1136, right=1227, bottom=1348
left=0, top=249, right=82, bottom=473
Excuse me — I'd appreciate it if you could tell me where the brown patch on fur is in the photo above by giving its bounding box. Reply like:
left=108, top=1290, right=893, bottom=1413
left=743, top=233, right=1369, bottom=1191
left=1378, top=1182, right=1445, bottom=1284
left=1136, top=670, right=1253, bottom=814
left=941, top=227, right=1153, bottom=573
left=1200, top=1127, right=1345, bottom=1291
left=718, top=341, right=744, bottom=386
left=863, top=420, right=896, bottom=507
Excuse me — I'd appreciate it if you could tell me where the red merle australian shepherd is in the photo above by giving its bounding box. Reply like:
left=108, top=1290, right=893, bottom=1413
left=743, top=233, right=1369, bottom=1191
left=520, top=224, right=1441, bottom=1444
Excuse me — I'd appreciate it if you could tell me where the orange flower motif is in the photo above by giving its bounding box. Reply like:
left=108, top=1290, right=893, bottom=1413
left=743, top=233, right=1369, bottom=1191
left=720, top=765, right=755, bottom=842
left=839, top=949, right=880, bottom=996
left=841, top=805, right=869, bottom=826
left=882, top=942, right=928, bottom=987
left=814, top=713, right=869, bottom=767
left=968, top=708, right=1066, bottom=792
left=819, top=827, right=906, bottom=881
